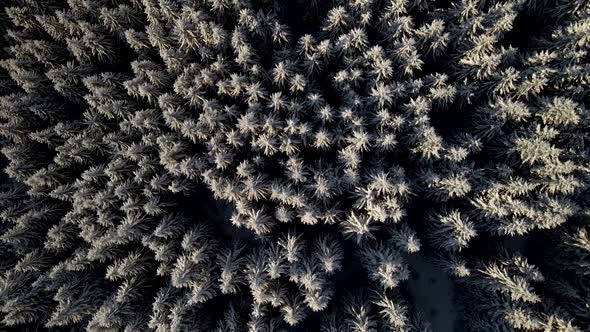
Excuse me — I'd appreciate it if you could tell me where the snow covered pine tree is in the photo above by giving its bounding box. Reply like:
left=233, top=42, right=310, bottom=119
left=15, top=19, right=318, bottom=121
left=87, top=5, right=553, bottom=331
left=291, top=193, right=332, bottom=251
left=0, top=0, right=588, bottom=331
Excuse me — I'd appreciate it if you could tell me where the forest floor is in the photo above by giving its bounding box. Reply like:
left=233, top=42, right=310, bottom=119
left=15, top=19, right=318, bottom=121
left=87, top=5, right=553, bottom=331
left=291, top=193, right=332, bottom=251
left=406, top=255, right=456, bottom=332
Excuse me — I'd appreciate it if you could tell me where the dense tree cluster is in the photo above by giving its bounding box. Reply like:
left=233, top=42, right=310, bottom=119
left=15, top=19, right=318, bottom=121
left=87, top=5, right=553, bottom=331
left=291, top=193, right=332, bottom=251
left=0, top=0, right=588, bottom=331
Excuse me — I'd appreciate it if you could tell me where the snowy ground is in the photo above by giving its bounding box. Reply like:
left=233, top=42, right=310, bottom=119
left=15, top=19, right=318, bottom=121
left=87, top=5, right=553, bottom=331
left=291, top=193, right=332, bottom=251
left=406, top=254, right=456, bottom=332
